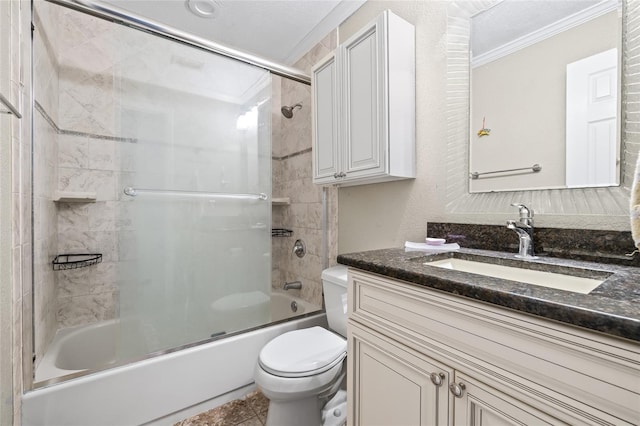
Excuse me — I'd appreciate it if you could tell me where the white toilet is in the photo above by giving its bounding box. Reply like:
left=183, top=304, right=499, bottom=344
left=254, top=265, right=349, bottom=426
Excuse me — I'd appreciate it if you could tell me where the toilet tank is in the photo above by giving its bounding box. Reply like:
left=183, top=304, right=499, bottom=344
left=322, top=265, right=349, bottom=337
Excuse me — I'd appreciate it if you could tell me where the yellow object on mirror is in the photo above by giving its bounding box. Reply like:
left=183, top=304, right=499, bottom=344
left=477, top=116, right=490, bottom=137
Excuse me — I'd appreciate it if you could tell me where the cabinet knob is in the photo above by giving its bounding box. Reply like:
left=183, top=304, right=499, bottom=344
left=333, top=173, right=340, bottom=179
left=430, top=372, right=445, bottom=387
left=339, top=172, right=347, bottom=178
left=449, top=382, right=466, bottom=398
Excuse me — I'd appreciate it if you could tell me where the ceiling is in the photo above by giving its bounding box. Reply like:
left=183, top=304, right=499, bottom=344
left=471, top=0, right=617, bottom=57
left=100, top=0, right=365, bottom=66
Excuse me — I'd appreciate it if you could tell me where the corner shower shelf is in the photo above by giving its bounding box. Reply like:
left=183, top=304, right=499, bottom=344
left=272, top=197, right=290, bottom=206
left=272, top=228, right=293, bottom=237
left=52, top=253, right=102, bottom=271
left=52, top=191, right=97, bottom=203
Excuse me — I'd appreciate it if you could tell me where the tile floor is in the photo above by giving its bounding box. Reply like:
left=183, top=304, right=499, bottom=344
left=174, top=390, right=270, bottom=426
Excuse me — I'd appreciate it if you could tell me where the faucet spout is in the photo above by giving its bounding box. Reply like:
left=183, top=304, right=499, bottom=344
left=508, top=203, right=536, bottom=258
left=506, top=220, right=535, bottom=258
left=283, top=281, right=302, bottom=291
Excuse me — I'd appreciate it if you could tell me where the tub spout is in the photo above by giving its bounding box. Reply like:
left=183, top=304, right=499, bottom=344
left=283, top=281, right=302, bottom=291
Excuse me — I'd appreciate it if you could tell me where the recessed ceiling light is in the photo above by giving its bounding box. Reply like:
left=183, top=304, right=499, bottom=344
left=186, top=0, right=217, bottom=19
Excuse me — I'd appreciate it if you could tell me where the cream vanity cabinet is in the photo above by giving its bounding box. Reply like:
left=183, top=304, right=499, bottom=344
left=347, top=269, right=640, bottom=426
left=311, top=10, right=415, bottom=186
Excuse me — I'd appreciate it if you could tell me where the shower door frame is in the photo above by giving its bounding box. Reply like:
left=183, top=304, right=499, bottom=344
left=45, top=0, right=311, bottom=85
left=28, top=0, right=314, bottom=389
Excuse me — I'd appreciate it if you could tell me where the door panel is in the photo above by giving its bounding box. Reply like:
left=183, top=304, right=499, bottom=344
left=566, top=48, right=618, bottom=187
left=342, top=21, right=385, bottom=178
left=312, top=53, right=339, bottom=183
left=349, top=322, right=452, bottom=426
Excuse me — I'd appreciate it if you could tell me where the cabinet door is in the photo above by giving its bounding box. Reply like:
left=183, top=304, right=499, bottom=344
left=312, top=52, right=340, bottom=184
left=452, top=372, right=567, bottom=426
left=348, top=322, right=452, bottom=426
left=340, top=15, right=387, bottom=180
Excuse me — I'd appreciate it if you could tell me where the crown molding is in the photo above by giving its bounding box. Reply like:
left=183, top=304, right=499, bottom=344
left=284, top=0, right=366, bottom=66
left=472, top=1, right=621, bottom=68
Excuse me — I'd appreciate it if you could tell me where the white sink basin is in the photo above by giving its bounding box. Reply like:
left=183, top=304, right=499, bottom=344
left=426, top=258, right=605, bottom=294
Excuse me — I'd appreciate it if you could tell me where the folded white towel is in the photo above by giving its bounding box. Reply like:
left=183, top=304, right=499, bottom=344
left=404, top=241, right=460, bottom=252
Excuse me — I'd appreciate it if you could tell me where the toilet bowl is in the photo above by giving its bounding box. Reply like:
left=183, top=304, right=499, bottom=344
left=254, top=265, right=348, bottom=426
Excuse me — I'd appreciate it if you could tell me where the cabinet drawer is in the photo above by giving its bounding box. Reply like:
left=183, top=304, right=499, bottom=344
left=348, top=269, right=640, bottom=425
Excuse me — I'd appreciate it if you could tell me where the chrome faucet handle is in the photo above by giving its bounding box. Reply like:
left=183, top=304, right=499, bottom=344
left=510, top=203, right=533, bottom=226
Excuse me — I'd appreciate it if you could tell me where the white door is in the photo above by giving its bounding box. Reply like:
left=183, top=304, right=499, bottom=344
left=566, top=48, right=618, bottom=188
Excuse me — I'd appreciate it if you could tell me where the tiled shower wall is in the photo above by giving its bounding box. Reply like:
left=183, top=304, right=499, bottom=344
left=32, top=1, right=60, bottom=367
left=34, top=3, right=275, bottom=342
left=32, top=4, right=136, bottom=357
left=54, top=13, right=122, bottom=328
left=271, top=32, right=339, bottom=307
left=35, top=0, right=143, bottom=363
left=31, top=3, right=340, bottom=368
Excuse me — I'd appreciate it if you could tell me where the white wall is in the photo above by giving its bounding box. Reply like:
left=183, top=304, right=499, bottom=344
left=338, top=1, right=451, bottom=253
left=337, top=1, right=633, bottom=255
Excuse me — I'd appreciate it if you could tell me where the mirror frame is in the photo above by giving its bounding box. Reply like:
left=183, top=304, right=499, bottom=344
left=445, top=0, right=637, bottom=217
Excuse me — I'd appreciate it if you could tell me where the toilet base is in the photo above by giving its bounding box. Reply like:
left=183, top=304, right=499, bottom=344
left=265, top=395, right=323, bottom=426
left=322, top=389, right=347, bottom=426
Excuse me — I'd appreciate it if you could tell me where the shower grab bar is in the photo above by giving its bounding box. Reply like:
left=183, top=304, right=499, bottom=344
left=46, top=0, right=311, bottom=85
left=0, top=92, right=21, bottom=118
left=470, top=164, right=542, bottom=180
left=123, top=187, right=268, bottom=201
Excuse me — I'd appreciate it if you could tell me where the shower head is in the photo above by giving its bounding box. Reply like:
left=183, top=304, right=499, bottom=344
left=281, top=103, right=302, bottom=119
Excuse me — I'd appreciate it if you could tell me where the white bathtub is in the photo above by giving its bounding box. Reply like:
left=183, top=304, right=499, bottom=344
left=34, top=292, right=319, bottom=383
left=23, top=292, right=325, bottom=426
left=270, top=291, right=317, bottom=321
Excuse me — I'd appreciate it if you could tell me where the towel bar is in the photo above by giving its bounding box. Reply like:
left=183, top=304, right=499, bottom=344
left=470, top=164, right=541, bottom=180
left=123, top=187, right=268, bottom=201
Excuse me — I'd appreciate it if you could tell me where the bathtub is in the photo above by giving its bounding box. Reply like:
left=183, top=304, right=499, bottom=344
left=23, top=292, right=325, bottom=426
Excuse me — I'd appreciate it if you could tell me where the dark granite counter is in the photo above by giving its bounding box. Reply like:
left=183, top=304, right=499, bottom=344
left=337, top=247, right=640, bottom=342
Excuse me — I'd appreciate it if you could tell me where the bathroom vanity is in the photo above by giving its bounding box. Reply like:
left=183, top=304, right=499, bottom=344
left=338, top=248, right=640, bottom=425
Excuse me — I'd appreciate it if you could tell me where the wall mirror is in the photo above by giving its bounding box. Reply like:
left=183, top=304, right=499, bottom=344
left=445, top=0, right=637, bottom=218
left=469, top=0, right=622, bottom=193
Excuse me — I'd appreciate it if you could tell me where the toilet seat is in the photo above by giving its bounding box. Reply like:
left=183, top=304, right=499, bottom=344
left=258, top=327, right=346, bottom=378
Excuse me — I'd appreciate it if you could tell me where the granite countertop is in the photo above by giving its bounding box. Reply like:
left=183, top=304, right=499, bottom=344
left=337, top=247, right=640, bottom=342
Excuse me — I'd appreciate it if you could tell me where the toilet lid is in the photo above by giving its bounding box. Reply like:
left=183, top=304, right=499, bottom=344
left=259, top=327, right=347, bottom=378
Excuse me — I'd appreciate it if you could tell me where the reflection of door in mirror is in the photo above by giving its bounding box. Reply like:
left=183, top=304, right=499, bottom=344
left=469, top=0, right=621, bottom=193
left=566, top=48, right=618, bottom=188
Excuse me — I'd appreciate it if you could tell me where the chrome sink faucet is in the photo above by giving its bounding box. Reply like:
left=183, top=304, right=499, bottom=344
left=506, top=203, right=536, bottom=259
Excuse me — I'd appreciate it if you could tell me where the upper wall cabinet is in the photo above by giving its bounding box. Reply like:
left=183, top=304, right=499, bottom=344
left=312, top=10, right=415, bottom=186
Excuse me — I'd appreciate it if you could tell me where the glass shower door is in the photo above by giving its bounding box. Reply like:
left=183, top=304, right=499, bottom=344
left=113, top=28, right=272, bottom=360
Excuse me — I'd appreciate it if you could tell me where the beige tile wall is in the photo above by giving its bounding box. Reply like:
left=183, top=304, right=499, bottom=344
left=54, top=8, right=120, bottom=329
left=32, top=1, right=60, bottom=367
left=271, top=32, right=339, bottom=308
